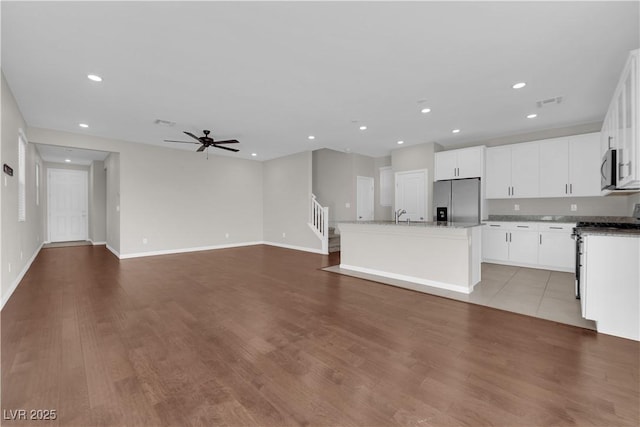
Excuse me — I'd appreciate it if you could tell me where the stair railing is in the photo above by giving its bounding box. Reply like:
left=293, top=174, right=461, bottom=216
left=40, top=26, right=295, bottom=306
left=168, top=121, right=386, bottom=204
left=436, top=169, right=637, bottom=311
left=310, top=194, right=329, bottom=253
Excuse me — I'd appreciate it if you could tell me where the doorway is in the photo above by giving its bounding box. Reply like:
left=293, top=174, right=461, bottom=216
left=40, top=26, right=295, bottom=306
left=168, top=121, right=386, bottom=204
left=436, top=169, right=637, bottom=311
left=356, top=176, right=374, bottom=221
left=48, top=169, right=88, bottom=242
left=395, top=169, right=428, bottom=221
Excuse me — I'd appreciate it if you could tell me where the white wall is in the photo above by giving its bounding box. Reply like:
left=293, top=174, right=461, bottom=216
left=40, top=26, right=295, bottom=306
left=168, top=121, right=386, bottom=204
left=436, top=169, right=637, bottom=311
left=104, top=153, right=121, bottom=254
left=27, top=127, right=264, bottom=257
left=263, top=151, right=322, bottom=252
left=89, top=160, right=107, bottom=243
left=374, top=156, right=392, bottom=221
left=1, top=72, right=44, bottom=308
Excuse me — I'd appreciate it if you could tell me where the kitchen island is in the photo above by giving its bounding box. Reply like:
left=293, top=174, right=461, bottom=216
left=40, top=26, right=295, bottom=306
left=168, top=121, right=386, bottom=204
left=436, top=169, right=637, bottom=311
left=337, top=221, right=482, bottom=294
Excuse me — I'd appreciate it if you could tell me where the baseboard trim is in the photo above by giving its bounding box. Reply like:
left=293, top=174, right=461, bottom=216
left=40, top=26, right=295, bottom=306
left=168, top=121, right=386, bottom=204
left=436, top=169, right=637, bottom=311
left=263, top=241, right=327, bottom=255
left=1, top=243, right=43, bottom=310
left=119, top=241, right=264, bottom=259
left=89, top=240, right=106, bottom=246
left=339, top=263, right=473, bottom=294
left=106, top=244, right=121, bottom=259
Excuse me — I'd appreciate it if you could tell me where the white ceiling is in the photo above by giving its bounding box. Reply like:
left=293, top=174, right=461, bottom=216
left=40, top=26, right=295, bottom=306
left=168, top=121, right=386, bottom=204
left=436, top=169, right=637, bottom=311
left=2, top=1, right=639, bottom=161
left=35, top=144, right=110, bottom=166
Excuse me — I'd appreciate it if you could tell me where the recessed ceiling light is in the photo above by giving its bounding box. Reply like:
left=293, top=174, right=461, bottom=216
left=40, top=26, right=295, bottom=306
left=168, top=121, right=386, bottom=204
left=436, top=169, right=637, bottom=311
left=527, top=113, right=538, bottom=119
left=87, top=74, right=102, bottom=82
left=308, top=135, right=315, bottom=140
left=421, top=108, right=431, bottom=114
left=452, top=129, right=461, bottom=134
left=79, top=123, right=89, bottom=128
left=512, top=82, right=526, bottom=89
left=65, top=159, right=71, bottom=163
left=251, top=153, right=257, bottom=157
left=359, top=126, right=367, bottom=130
left=397, top=140, right=404, bottom=145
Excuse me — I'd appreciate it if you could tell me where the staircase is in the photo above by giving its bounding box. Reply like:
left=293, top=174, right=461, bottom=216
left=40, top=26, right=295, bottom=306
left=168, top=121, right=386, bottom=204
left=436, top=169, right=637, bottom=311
left=328, top=227, right=341, bottom=253
left=309, top=194, right=329, bottom=254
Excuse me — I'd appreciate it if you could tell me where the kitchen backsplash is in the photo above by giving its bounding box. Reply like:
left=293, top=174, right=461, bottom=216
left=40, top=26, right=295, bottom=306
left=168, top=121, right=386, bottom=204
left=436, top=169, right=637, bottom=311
left=487, top=195, right=637, bottom=217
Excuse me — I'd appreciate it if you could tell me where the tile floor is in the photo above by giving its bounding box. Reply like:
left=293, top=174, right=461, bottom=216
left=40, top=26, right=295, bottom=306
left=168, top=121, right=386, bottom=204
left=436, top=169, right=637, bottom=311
left=323, top=262, right=596, bottom=330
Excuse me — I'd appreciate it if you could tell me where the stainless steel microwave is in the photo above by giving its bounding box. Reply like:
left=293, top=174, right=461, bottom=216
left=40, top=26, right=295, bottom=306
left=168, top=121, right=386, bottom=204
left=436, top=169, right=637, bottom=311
left=601, top=148, right=617, bottom=190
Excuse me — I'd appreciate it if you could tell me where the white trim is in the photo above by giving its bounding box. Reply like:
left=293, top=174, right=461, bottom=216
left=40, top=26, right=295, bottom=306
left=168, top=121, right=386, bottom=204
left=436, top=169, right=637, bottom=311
left=1, top=243, right=43, bottom=310
left=263, top=241, right=327, bottom=255
left=339, top=263, right=473, bottom=294
left=118, top=241, right=264, bottom=259
left=106, top=244, right=120, bottom=258
left=89, top=240, right=106, bottom=245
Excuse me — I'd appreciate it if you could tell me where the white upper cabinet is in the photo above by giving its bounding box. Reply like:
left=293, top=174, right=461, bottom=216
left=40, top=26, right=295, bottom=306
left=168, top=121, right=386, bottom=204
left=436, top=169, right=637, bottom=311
left=601, top=49, right=640, bottom=189
left=485, top=146, right=512, bottom=198
left=510, top=143, right=540, bottom=198
left=486, top=143, right=539, bottom=198
left=568, top=133, right=601, bottom=196
left=539, top=138, right=570, bottom=197
left=434, top=146, right=484, bottom=181
left=539, top=133, right=601, bottom=197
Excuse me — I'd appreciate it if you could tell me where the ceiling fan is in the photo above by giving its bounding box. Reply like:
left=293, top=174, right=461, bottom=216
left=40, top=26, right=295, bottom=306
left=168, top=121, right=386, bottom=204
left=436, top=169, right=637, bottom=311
left=164, top=130, right=240, bottom=154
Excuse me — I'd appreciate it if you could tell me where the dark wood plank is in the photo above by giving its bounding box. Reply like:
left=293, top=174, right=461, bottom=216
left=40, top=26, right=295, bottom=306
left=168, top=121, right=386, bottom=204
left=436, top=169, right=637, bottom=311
left=1, top=245, right=638, bottom=426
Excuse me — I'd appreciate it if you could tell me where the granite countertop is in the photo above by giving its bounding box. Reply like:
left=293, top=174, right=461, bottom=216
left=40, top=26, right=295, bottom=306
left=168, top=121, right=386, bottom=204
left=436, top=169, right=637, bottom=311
left=487, top=215, right=637, bottom=224
left=338, top=220, right=481, bottom=229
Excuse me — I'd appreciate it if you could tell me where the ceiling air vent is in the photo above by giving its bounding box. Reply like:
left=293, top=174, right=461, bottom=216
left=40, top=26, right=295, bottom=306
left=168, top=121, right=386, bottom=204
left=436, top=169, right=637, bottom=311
left=536, top=96, right=563, bottom=108
left=154, top=119, right=175, bottom=127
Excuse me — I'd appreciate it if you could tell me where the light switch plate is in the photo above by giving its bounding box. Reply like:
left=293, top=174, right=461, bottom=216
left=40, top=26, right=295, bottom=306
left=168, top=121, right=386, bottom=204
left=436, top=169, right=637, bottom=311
left=345, top=202, right=351, bottom=208
left=514, top=204, right=520, bottom=211
left=571, top=204, right=577, bottom=212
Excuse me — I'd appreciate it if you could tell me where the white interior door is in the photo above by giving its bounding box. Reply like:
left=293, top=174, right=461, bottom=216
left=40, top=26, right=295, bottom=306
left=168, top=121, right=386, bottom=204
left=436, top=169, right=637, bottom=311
left=48, top=169, right=88, bottom=242
left=395, top=170, right=427, bottom=221
left=356, top=176, right=374, bottom=221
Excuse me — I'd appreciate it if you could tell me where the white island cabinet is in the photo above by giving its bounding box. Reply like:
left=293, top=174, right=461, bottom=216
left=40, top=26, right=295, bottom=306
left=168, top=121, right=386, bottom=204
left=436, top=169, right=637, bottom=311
left=581, top=233, right=640, bottom=341
left=338, top=222, right=482, bottom=294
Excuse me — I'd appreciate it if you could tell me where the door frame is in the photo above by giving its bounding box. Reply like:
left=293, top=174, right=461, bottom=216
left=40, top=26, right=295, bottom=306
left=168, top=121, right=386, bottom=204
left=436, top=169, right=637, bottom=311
left=47, top=168, right=89, bottom=242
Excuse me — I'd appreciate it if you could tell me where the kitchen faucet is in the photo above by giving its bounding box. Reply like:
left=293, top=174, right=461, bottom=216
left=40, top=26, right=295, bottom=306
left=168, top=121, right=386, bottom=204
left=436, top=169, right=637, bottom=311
left=395, top=208, right=406, bottom=224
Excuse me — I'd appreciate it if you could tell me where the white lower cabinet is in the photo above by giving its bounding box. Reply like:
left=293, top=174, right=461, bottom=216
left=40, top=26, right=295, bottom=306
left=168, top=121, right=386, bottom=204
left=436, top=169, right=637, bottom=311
left=482, top=222, right=575, bottom=272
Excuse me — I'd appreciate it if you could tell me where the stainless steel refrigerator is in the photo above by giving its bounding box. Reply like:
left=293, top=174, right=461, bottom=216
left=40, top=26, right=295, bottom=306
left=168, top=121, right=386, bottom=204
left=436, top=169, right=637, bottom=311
left=433, top=178, right=481, bottom=223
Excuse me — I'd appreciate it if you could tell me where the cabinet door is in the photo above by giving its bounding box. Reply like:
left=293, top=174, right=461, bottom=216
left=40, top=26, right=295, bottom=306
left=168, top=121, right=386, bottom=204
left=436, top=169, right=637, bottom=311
left=457, top=147, right=483, bottom=178
left=618, top=51, right=638, bottom=188
left=508, top=229, right=538, bottom=265
left=511, top=144, right=540, bottom=198
left=434, top=151, right=457, bottom=181
left=569, top=133, right=601, bottom=196
left=538, top=231, right=575, bottom=270
left=486, top=147, right=511, bottom=198
left=539, top=139, right=569, bottom=197
left=482, top=226, right=509, bottom=262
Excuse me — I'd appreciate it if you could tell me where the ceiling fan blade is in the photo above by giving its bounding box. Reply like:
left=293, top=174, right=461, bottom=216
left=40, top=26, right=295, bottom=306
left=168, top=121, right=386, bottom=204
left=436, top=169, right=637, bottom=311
left=164, top=140, right=200, bottom=144
left=184, top=131, right=202, bottom=142
left=196, top=145, right=207, bottom=152
left=212, top=139, right=239, bottom=145
left=213, top=144, right=239, bottom=152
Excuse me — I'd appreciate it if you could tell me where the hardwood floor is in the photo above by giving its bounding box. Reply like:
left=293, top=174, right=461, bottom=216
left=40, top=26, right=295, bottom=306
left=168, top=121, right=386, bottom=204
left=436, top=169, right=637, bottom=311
left=2, top=245, right=638, bottom=426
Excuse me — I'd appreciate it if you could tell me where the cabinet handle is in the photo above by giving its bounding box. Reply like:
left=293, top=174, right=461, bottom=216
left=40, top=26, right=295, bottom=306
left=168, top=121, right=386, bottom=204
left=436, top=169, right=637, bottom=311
left=570, top=183, right=573, bottom=194
left=516, top=225, right=529, bottom=228
left=506, top=232, right=508, bottom=242
left=539, top=235, right=542, bottom=245
left=511, top=186, right=515, bottom=197
left=619, top=162, right=625, bottom=179
left=608, top=136, right=613, bottom=149
left=549, top=226, right=563, bottom=230
left=565, top=184, right=568, bottom=194
left=510, top=232, right=512, bottom=242
left=489, top=225, right=501, bottom=227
